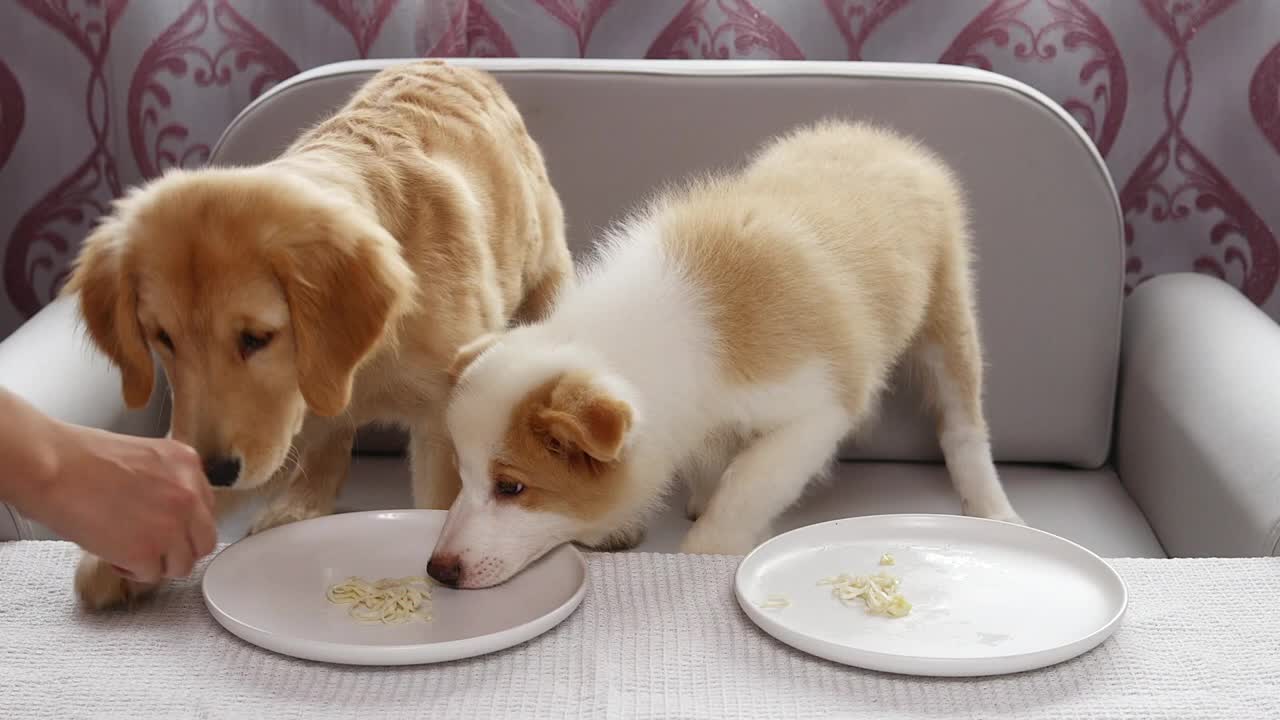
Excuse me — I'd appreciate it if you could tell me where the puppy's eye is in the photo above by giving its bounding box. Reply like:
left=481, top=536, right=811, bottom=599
left=155, top=330, right=174, bottom=352
left=494, top=477, right=525, bottom=497
left=239, top=331, right=273, bottom=358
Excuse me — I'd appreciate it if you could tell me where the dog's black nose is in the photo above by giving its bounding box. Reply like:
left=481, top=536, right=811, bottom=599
left=203, top=456, right=241, bottom=487
left=427, top=555, right=462, bottom=587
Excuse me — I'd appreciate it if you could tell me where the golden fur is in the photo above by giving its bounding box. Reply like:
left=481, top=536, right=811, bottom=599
left=658, top=122, right=982, bottom=424
left=65, top=60, right=573, bottom=608
left=493, top=372, right=631, bottom=519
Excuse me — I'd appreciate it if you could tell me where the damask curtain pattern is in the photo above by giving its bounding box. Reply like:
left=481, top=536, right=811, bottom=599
left=0, top=0, right=1277, bottom=338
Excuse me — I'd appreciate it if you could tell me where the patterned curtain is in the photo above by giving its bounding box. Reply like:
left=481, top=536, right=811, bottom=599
left=1, top=0, right=1277, bottom=338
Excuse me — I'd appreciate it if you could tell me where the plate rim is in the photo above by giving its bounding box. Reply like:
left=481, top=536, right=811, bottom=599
left=202, top=509, right=589, bottom=666
left=733, top=513, right=1129, bottom=677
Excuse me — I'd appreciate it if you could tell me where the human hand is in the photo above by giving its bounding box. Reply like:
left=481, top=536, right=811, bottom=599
left=28, top=424, right=217, bottom=583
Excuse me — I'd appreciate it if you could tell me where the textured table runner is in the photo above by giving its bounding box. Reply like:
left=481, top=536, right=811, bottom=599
left=1, top=542, right=1278, bottom=719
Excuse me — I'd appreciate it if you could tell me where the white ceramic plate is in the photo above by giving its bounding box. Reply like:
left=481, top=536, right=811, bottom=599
left=735, top=514, right=1127, bottom=677
left=203, top=509, right=587, bottom=666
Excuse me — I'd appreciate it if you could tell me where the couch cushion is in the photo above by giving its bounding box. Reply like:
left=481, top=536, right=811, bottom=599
left=215, top=457, right=1164, bottom=559
left=212, top=59, right=1124, bottom=467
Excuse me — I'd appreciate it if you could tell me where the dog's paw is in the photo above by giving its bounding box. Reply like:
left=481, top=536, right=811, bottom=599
left=74, top=554, right=156, bottom=610
left=680, top=523, right=760, bottom=556
left=990, top=511, right=1027, bottom=526
left=584, top=526, right=646, bottom=552
left=961, top=498, right=1026, bottom=526
left=249, top=504, right=326, bottom=535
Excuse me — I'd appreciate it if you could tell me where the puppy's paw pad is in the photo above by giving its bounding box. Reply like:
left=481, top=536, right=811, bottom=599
left=74, top=555, right=155, bottom=610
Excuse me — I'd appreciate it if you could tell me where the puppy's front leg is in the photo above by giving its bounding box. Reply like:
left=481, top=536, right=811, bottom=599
left=680, top=431, right=738, bottom=522
left=249, top=424, right=356, bottom=535
left=75, top=490, right=247, bottom=610
left=680, top=407, right=852, bottom=555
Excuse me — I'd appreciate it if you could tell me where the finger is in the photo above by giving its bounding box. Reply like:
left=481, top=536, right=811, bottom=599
left=125, top=555, right=164, bottom=585
left=171, top=443, right=212, bottom=506
left=193, top=469, right=215, bottom=511
left=184, top=531, right=208, bottom=576
left=162, top=537, right=195, bottom=579
left=167, top=440, right=200, bottom=469
left=189, top=502, right=218, bottom=559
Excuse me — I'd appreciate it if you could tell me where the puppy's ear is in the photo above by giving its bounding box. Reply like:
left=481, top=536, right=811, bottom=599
left=61, top=217, right=155, bottom=408
left=447, top=333, right=501, bottom=387
left=534, top=371, right=633, bottom=464
left=272, top=213, right=414, bottom=417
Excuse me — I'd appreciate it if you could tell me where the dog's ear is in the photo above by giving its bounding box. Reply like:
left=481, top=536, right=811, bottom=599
left=271, top=214, right=414, bottom=417
left=61, top=217, right=155, bottom=408
left=534, top=371, right=633, bottom=464
left=447, top=333, right=501, bottom=387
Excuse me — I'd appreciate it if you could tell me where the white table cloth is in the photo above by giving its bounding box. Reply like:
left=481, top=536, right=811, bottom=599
left=1, top=542, right=1278, bottom=719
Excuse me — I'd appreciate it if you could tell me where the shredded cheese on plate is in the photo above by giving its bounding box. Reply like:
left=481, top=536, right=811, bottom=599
left=326, top=576, right=435, bottom=624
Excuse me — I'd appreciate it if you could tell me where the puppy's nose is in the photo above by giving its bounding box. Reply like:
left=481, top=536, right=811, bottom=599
left=203, top=456, right=241, bottom=488
left=427, top=555, right=462, bottom=587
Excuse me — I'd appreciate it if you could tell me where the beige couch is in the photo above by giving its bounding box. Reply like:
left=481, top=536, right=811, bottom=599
left=3, top=59, right=1279, bottom=558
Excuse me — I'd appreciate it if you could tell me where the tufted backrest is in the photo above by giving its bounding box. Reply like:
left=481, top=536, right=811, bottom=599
left=211, top=59, right=1124, bottom=468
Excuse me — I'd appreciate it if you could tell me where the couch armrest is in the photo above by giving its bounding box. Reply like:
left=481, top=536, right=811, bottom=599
left=0, top=296, right=167, bottom=540
left=0, top=297, right=166, bottom=435
left=0, top=503, right=28, bottom=541
left=1117, top=273, right=1280, bottom=557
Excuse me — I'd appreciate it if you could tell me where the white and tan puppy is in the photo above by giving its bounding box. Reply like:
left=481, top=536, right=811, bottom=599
left=65, top=60, right=572, bottom=607
left=430, top=120, right=1021, bottom=588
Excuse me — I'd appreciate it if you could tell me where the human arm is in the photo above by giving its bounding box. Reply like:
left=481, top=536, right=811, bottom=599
left=0, top=387, right=217, bottom=580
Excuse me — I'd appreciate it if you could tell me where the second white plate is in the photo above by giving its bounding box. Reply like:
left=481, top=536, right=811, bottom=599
left=735, top=514, right=1127, bottom=677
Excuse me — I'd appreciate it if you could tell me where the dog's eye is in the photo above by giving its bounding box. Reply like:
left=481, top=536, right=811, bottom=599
left=239, top=331, right=273, bottom=358
left=494, top=477, right=525, bottom=497
left=155, top=330, right=174, bottom=352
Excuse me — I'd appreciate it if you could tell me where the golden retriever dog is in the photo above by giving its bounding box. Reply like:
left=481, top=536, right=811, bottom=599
left=64, top=60, right=572, bottom=608
left=430, top=121, right=1021, bottom=588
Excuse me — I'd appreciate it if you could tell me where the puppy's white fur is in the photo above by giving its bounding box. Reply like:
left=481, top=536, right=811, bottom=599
left=435, top=120, right=1020, bottom=588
